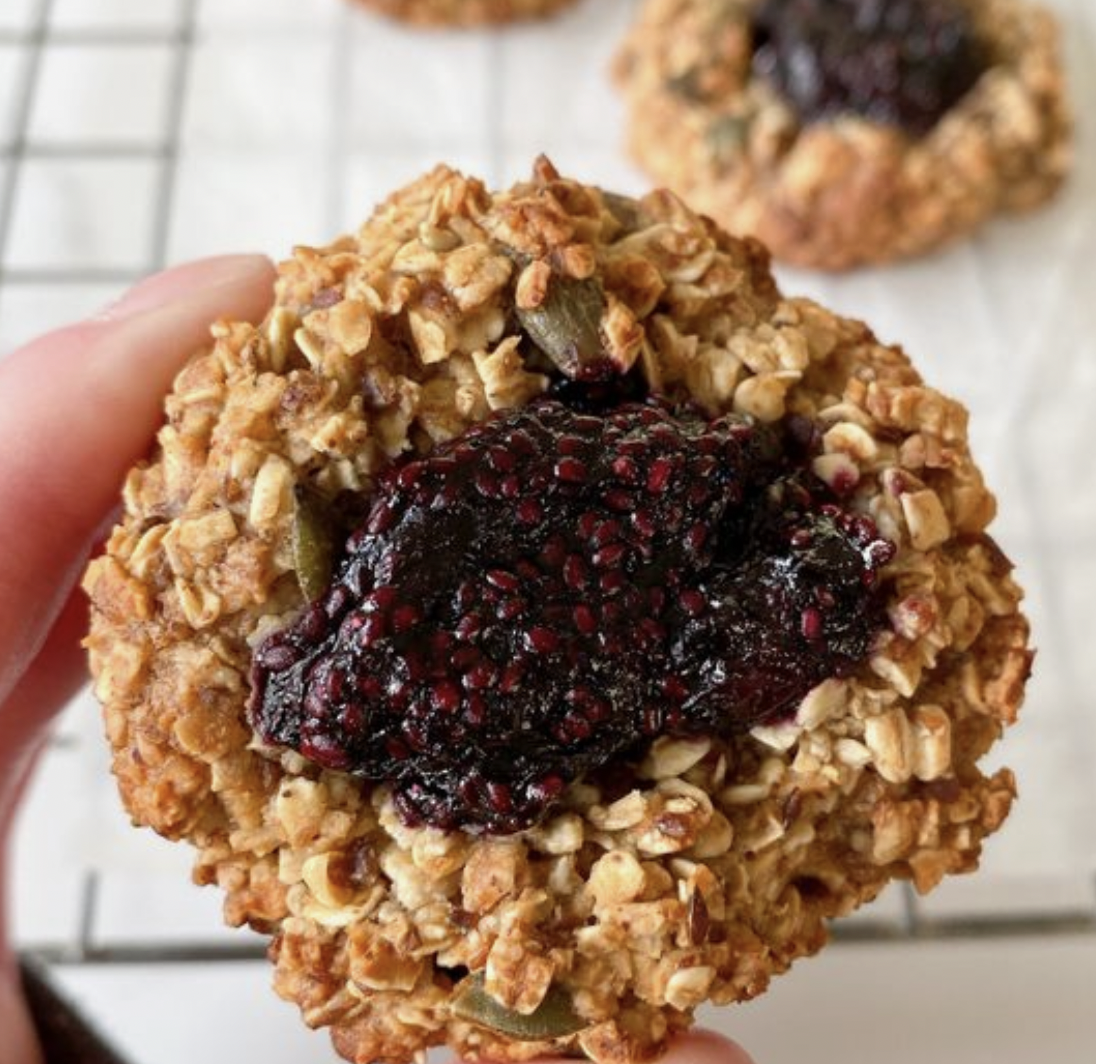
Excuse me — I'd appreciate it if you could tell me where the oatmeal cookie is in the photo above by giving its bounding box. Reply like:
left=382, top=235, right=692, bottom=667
left=352, top=0, right=580, bottom=26
left=614, top=0, right=1071, bottom=269
left=84, top=158, right=1031, bottom=1064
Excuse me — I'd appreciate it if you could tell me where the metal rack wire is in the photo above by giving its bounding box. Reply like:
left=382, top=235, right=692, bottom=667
left=0, top=0, right=196, bottom=294
left=2, top=0, right=1094, bottom=977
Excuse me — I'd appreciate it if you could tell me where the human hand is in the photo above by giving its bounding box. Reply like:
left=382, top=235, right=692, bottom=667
left=0, top=255, right=275, bottom=1064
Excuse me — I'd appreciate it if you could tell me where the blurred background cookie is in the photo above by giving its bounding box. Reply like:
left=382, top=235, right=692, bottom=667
left=354, top=0, right=582, bottom=26
left=614, top=0, right=1071, bottom=269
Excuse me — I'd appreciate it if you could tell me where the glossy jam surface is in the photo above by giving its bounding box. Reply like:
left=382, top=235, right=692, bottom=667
left=752, top=0, right=987, bottom=136
left=250, top=398, right=894, bottom=833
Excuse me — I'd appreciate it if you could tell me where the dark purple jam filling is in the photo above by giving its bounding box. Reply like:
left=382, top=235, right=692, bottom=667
left=751, top=0, right=988, bottom=136
left=250, top=398, right=894, bottom=834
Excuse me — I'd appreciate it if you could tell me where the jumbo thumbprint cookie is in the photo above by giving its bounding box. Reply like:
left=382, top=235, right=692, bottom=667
left=85, top=158, right=1031, bottom=1063
left=614, top=0, right=1071, bottom=269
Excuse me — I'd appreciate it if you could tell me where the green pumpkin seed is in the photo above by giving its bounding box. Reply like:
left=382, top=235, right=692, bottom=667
left=292, top=486, right=336, bottom=601
left=516, top=273, right=606, bottom=380
left=452, top=973, right=589, bottom=1041
left=706, top=114, right=750, bottom=159
left=600, top=190, right=642, bottom=233
left=667, top=68, right=704, bottom=103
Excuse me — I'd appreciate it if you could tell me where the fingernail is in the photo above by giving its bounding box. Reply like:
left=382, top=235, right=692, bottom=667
left=97, top=254, right=273, bottom=322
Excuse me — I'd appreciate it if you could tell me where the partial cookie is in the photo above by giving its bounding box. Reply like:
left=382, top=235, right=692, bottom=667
left=614, top=0, right=1071, bottom=269
left=84, top=159, right=1031, bottom=1064
left=353, top=0, right=580, bottom=26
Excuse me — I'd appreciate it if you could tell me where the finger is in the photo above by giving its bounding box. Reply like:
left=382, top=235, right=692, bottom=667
left=663, top=1029, right=757, bottom=1064
left=444, top=1029, right=757, bottom=1064
left=0, top=734, right=49, bottom=873
left=96, top=255, right=273, bottom=322
left=0, top=587, right=89, bottom=811
left=0, top=255, right=275, bottom=708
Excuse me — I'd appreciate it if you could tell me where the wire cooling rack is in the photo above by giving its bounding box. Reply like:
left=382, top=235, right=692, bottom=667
left=3, top=0, right=1095, bottom=988
left=0, top=0, right=187, bottom=287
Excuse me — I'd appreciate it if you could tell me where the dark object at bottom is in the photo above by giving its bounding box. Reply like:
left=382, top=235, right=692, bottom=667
left=19, top=954, right=134, bottom=1064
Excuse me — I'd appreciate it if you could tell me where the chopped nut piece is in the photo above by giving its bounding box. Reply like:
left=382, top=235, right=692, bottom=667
left=901, top=489, right=952, bottom=551
left=911, top=705, right=953, bottom=781
left=665, top=966, right=715, bottom=1011
left=638, top=737, right=712, bottom=780
left=589, top=852, right=647, bottom=907
left=865, top=709, right=915, bottom=784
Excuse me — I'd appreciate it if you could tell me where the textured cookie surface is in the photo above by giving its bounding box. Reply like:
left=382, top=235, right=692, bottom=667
left=84, top=160, right=1031, bottom=1063
left=353, top=0, right=580, bottom=26
left=614, top=0, right=1071, bottom=269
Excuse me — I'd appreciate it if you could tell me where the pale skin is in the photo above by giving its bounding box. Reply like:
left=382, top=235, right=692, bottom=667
left=0, top=256, right=754, bottom=1064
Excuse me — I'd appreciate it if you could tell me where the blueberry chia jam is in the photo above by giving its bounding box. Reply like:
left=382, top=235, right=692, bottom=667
left=250, top=396, right=894, bottom=833
left=752, top=0, right=988, bottom=135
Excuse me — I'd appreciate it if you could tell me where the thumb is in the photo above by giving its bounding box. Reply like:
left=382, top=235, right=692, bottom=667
left=0, top=254, right=275, bottom=774
left=445, top=1029, right=757, bottom=1064
left=665, top=1029, right=757, bottom=1063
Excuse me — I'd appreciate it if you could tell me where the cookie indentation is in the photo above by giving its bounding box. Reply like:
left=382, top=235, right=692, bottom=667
left=752, top=0, right=988, bottom=135
left=251, top=398, right=894, bottom=833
